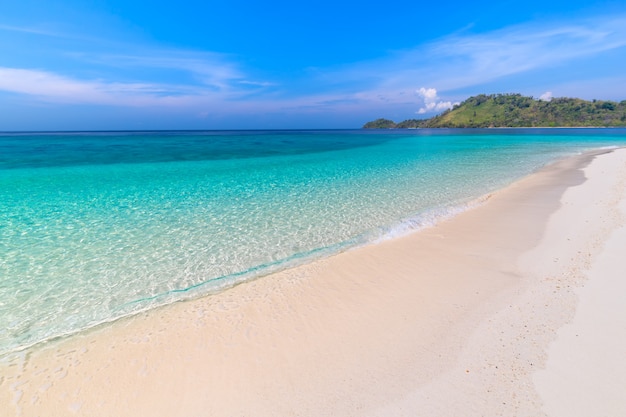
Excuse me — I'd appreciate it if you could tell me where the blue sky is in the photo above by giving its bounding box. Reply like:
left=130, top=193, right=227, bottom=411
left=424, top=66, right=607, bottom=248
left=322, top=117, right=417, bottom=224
left=1, top=0, right=625, bottom=130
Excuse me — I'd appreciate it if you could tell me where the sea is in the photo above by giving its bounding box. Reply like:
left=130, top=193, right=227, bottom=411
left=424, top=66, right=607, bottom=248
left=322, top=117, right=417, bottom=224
left=1, top=128, right=626, bottom=357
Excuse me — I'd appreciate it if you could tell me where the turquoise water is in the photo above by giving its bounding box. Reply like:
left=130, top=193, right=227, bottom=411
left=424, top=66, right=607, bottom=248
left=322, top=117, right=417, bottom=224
left=1, top=129, right=626, bottom=356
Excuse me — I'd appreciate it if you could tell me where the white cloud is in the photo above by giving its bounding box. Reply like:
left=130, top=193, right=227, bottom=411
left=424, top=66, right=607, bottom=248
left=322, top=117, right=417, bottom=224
left=0, top=67, right=114, bottom=103
left=417, top=87, right=438, bottom=101
left=2, top=12, right=626, bottom=121
left=0, top=23, right=65, bottom=37
left=417, top=15, right=626, bottom=90
left=0, top=67, right=230, bottom=107
left=539, top=91, right=553, bottom=101
left=90, top=52, right=249, bottom=91
left=320, top=13, right=626, bottom=103
left=0, top=48, right=275, bottom=107
left=416, top=87, right=458, bottom=114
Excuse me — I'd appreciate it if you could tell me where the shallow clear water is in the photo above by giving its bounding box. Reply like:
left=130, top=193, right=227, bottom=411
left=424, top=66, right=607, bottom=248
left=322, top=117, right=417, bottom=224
left=1, top=128, right=625, bottom=355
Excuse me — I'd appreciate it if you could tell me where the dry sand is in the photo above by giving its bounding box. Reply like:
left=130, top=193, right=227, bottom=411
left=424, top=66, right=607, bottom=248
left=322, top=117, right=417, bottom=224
left=1, top=148, right=626, bottom=416
left=532, top=148, right=626, bottom=417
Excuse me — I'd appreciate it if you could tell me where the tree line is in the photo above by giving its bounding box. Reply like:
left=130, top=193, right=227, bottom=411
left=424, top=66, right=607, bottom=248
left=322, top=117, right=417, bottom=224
left=363, top=94, right=626, bottom=128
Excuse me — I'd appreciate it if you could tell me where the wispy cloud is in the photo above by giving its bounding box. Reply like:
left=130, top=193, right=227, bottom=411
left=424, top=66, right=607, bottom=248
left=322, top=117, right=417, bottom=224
left=0, top=23, right=65, bottom=37
left=1, top=12, right=625, bottom=118
left=0, top=19, right=273, bottom=101
left=0, top=67, right=233, bottom=107
left=317, top=13, right=626, bottom=105
left=0, top=47, right=276, bottom=107
left=422, top=16, right=626, bottom=89
left=74, top=51, right=251, bottom=91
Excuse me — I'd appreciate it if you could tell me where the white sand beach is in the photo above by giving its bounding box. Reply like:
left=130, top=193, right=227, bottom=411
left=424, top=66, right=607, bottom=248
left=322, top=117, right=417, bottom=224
left=2, top=148, right=626, bottom=416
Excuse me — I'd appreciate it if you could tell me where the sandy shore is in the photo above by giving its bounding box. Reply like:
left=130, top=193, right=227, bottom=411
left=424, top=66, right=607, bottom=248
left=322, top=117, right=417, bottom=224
left=2, top=148, right=626, bottom=416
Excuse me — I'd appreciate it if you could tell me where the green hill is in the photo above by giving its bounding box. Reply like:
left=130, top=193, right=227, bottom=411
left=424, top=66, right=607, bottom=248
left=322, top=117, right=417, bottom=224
left=363, top=94, right=626, bottom=128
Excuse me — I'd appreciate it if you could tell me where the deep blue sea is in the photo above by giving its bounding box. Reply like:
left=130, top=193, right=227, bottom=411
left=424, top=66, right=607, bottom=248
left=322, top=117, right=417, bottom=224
left=2, top=128, right=626, bottom=356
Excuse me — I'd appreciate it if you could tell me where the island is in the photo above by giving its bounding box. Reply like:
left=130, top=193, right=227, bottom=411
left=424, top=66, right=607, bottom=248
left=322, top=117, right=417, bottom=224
left=363, top=93, right=626, bottom=128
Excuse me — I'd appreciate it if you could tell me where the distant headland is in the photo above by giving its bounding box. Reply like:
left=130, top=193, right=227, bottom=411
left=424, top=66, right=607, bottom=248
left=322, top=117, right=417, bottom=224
left=363, top=93, right=626, bottom=128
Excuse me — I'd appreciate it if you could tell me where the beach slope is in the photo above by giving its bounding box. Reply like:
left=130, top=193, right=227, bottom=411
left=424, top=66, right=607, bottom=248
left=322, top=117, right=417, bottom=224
left=2, top=149, right=626, bottom=416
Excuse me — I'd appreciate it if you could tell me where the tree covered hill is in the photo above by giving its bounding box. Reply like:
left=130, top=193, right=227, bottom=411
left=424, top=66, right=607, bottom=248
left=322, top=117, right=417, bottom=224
left=363, top=94, right=626, bottom=128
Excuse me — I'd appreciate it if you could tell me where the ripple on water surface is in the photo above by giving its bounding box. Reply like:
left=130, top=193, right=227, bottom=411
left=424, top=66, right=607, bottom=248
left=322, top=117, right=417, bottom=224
left=1, top=129, right=625, bottom=355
